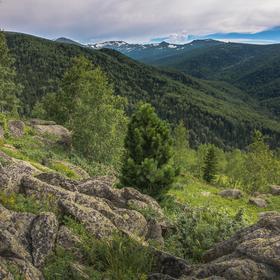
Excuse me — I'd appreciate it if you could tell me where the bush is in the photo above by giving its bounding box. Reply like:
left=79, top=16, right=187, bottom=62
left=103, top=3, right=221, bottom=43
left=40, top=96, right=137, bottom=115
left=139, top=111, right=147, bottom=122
left=61, top=217, right=153, bottom=280
left=164, top=205, right=248, bottom=262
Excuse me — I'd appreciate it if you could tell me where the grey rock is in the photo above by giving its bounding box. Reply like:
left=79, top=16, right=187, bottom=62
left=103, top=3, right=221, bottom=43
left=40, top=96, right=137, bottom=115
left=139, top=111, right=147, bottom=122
left=75, top=177, right=126, bottom=207
left=33, top=124, right=71, bottom=145
left=35, top=172, right=79, bottom=191
left=1, top=257, right=44, bottom=280
left=146, top=219, right=164, bottom=244
left=0, top=158, right=38, bottom=192
left=22, top=174, right=162, bottom=240
left=30, top=212, right=59, bottom=268
left=0, top=228, right=31, bottom=262
left=58, top=199, right=117, bottom=238
left=8, top=120, right=25, bottom=138
left=152, top=249, right=191, bottom=278
left=56, top=226, right=82, bottom=249
left=219, top=189, right=243, bottom=199
left=249, top=197, right=268, bottom=208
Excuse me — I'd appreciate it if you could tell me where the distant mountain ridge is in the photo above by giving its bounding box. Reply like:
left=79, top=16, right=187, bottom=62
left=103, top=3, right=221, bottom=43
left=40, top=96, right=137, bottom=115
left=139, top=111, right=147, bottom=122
left=88, top=39, right=223, bottom=63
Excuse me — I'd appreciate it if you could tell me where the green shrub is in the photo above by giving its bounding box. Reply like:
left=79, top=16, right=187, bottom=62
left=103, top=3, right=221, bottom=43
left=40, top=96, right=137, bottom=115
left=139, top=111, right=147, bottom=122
left=50, top=161, right=79, bottom=179
left=44, top=247, right=102, bottom=280
left=164, top=205, right=248, bottom=263
left=7, top=264, right=24, bottom=280
left=64, top=217, right=153, bottom=280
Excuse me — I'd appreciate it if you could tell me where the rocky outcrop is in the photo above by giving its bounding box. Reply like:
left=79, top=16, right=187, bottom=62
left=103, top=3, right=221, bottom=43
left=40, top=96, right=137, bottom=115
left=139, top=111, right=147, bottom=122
left=180, top=212, right=280, bottom=280
left=0, top=157, right=39, bottom=192
left=0, top=205, right=53, bottom=279
left=1, top=149, right=279, bottom=280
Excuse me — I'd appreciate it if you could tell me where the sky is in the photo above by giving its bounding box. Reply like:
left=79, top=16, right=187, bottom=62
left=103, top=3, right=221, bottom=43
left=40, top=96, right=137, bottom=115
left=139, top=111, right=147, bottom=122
left=1, top=0, right=280, bottom=44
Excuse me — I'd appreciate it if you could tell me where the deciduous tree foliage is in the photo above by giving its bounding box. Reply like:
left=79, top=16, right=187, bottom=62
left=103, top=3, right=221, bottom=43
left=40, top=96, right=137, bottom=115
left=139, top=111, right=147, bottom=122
left=0, top=31, right=21, bottom=114
left=34, top=56, right=127, bottom=166
left=243, top=130, right=280, bottom=193
left=70, top=58, right=128, bottom=165
left=121, top=103, right=176, bottom=196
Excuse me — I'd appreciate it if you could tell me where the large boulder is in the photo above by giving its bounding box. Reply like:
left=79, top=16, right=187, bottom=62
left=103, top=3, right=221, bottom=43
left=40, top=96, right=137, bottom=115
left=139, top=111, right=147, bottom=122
left=33, top=124, right=71, bottom=145
left=8, top=120, right=25, bottom=138
left=151, top=250, right=191, bottom=278
left=58, top=199, right=117, bottom=238
left=219, top=189, right=243, bottom=199
left=0, top=151, right=39, bottom=192
left=0, top=257, right=44, bottom=280
left=0, top=205, right=45, bottom=279
left=21, top=175, right=150, bottom=239
left=30, top=212, right=59, bottom=268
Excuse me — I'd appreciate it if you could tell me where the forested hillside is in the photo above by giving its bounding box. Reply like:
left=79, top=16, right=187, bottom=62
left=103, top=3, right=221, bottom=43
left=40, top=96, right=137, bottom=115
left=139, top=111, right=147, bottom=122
left=132, top=41, right=280, bottom=117
left=5, top=32, right=280, bottom=149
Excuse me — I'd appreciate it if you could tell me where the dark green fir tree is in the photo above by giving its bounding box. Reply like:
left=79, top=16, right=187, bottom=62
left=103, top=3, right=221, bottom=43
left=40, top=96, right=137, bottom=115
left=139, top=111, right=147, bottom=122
left=120, top=103, right=176, bottom=196
left=203, top=146, right=218, bottom=183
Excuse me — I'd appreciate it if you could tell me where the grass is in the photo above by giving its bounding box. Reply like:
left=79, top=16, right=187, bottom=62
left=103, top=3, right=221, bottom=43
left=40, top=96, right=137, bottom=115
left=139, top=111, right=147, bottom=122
left=50, top=161, right=81, bottom=179
left=0, top=125, right=116, bottom=178
left=43, top=217, right=153, bottom=280
left=0, top=192, right=57, bottom=215
left=167, top=174, right=280, bottom=224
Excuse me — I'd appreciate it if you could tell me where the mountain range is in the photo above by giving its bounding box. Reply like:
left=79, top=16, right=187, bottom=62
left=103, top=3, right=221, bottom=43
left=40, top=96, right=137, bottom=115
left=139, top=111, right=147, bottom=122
left=5, top=32, right=280, bottom=150
left=86, top=38, right=280, bottom=119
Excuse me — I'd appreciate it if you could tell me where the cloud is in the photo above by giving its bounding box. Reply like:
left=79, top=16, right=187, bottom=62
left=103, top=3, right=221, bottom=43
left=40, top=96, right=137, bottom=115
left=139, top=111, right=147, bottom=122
left=1, top=0, right=280, bottom=42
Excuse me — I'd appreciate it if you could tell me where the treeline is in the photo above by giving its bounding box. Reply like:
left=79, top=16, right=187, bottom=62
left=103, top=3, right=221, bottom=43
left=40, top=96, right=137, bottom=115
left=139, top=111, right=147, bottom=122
left=5, top=31, right=280, bottom=150
left=173, top=122, right=280, bottom=193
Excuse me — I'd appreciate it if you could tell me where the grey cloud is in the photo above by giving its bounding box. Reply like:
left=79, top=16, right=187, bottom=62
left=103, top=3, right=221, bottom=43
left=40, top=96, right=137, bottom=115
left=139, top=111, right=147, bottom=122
left=1, top=0, right=280, bottom=42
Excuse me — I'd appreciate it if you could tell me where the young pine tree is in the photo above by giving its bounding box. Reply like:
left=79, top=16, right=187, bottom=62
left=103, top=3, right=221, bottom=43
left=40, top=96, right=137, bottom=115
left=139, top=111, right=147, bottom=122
left=0, top=31, right=22, bottom=115
left=203, top=146, right=218, bottom=183
left=120, top=103, right=176, bottom=196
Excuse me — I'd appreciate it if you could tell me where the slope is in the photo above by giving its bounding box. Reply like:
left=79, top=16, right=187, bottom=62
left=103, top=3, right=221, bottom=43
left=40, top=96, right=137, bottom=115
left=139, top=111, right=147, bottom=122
left=144, top=42, right=280, bottom=105
left=5, top=32, right=280, bottom=149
